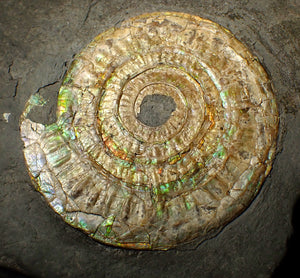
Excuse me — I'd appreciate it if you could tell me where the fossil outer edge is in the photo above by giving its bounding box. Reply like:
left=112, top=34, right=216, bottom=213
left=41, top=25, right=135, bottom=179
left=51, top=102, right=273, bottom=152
left=20, top=12, right=279, bottom=250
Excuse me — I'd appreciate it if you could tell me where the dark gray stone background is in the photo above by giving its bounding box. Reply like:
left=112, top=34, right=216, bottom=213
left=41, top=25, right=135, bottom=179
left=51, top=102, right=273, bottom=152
left=137, top=94, right=177, bottom=127
left=0, top=0, right=299, bottom=277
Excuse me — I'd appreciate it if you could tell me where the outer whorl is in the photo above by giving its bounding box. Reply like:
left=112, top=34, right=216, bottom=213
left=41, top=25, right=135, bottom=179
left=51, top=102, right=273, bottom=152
left=20, top=12, right=279, bottom=250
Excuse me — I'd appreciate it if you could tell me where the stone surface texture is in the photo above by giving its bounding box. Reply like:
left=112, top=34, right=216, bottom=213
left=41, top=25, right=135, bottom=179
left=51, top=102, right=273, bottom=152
left=0, top=0, right=299, bottom=277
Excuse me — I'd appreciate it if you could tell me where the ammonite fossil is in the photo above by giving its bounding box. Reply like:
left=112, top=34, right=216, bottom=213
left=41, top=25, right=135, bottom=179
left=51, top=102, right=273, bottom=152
left=20, top=12, right=279, bottom=250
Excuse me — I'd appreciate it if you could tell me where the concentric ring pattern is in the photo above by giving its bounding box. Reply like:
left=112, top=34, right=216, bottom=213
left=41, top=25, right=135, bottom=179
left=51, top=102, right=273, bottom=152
left=20, top=12, right=279, bottom=250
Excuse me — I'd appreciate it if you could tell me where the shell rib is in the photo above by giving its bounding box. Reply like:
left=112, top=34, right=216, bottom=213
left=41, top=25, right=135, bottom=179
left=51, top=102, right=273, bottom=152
left=20, top=12, right=279, bottom=250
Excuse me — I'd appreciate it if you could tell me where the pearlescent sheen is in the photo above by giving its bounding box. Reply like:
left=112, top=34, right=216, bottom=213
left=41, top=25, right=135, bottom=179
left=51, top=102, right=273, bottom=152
left=20, top=12, right=279, bottom=250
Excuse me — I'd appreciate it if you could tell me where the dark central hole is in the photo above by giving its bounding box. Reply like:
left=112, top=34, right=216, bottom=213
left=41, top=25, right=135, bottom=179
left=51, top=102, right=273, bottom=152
left=136, top=94, right=177, bottom=127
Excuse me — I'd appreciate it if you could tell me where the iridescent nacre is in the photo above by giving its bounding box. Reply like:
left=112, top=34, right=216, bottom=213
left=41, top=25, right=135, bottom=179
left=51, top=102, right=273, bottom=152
left=20, top=12, right=279, bottom=250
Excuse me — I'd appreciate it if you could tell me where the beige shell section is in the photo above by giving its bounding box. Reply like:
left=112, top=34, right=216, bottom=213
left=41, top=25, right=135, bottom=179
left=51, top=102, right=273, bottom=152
left=20, top=12, right=279, bottom=250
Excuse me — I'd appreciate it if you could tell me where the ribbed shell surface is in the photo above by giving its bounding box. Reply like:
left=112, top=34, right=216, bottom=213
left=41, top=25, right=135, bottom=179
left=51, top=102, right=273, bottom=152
left=20, top=12, right=279, bottom=250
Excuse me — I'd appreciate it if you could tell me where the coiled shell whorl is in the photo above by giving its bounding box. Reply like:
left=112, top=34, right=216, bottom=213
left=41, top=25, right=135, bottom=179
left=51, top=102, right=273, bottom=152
left=20, top=12, right=279, bottom=250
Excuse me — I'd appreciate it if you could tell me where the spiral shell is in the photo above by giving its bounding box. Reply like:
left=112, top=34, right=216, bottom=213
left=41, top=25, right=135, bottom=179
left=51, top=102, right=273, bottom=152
left=20, top=12, right=279, bottom=250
